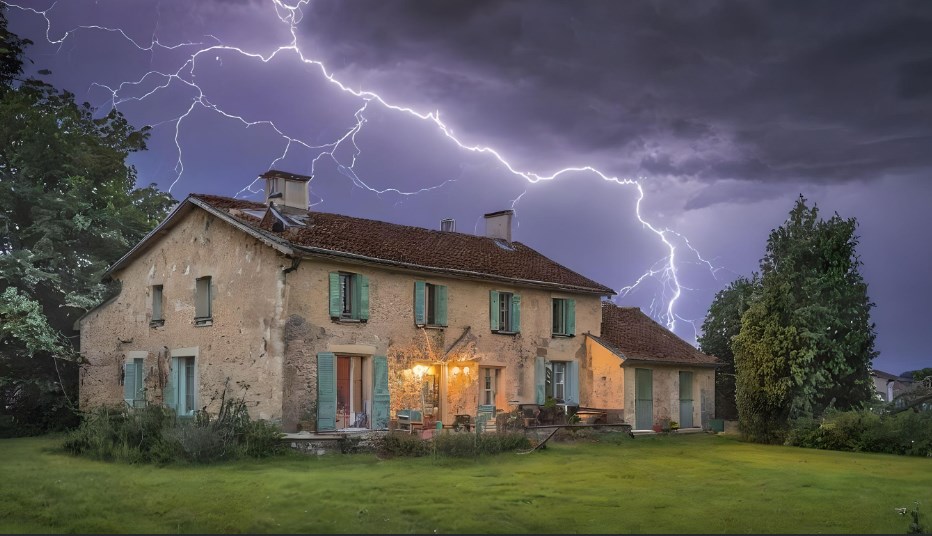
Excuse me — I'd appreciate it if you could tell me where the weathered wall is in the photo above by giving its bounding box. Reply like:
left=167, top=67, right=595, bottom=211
left=79, top=209, right=288, bottom=421
left=280, top=257, right=604, bottom=431
left=622, top=364, right=715, bottom=429
left=584, top=336, right=625, bottom=416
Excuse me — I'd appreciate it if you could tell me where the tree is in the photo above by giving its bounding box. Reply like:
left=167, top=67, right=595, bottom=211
left=698, top=276, right=759, bottom=420
left=0, top=7, right=175, bottom=435
left=733, top=195, right=877, bottom=442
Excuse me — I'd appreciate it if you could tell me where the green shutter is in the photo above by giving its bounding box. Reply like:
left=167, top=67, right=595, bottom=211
left=566, top=361, right=579, bottom=404
left=535, top=356, right=546, bottom=404
left=566, top=299, right=576, bottom=336
left=317, top=352, right=337, bottom=431
left=635, top=368, right=653, bottom=430
left=489, top=290, right=500, bottom=331
left=134, top=358, right=145, bottom=405
left=413, top=281, right=426, bottom=325
left=123, top=362, right=136, bottom=404
left=328, top=272, right=340, bottom=318
left=372, top=355, right=390, bottom=429
left=511, top=294, right=521, bottom=333
left=436, top=285, right=448, bottom=326
left=164, top=357, right=178, bottom=412
left=356, top=274, right=369, bottom=321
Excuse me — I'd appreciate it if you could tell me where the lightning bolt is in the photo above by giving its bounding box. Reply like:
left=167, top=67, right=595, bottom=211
left=5, top=0, right=726, bottom=335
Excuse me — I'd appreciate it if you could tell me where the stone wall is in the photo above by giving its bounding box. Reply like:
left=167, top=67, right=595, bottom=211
left=79, top=209, right=288, bottom=421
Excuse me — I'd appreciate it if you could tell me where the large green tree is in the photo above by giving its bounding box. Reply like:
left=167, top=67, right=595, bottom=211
left=698, top=275, right=759, bottom=420
left=0, top=8, right=175, bottom=435
left=732, top=196, right=877, bottom=441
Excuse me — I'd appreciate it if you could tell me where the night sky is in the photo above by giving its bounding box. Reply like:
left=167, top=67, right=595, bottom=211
left=6, top=1, right=931, bottom=375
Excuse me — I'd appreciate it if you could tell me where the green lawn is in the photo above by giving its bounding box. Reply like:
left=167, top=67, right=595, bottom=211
left=1, top=433, right=929, bottom=534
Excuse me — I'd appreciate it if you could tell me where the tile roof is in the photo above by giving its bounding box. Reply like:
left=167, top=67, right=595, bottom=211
left=189, top=194, right=615, bottom=294
left=595, top=302, right=719, bottom=366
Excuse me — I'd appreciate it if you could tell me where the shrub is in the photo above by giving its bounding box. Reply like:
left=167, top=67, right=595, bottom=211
left=63, top=396, right=286, bottom=464
left=786, top=409, right=932, bottom=456
left=433, top=431, right=530, bottom=457
left=376, top=431, right=431, bottom=457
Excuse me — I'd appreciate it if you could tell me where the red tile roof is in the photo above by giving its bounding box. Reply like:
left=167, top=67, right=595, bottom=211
left=190, top=194, right=615, bottom=294
left=595, top=303, right=719, bottom=366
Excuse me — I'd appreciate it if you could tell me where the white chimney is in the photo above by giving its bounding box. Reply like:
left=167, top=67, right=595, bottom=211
left=440, top=218, right=456, bottom=232
left=484, top=210, right=514, bottom=242
left=262, top=170, right=311, bottom=211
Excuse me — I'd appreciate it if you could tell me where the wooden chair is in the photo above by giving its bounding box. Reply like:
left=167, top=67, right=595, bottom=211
left=396, top=409, right=423, bottom=434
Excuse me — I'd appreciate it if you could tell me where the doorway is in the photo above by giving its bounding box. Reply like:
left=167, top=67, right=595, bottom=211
left=635, top=368, right=653, bottom=430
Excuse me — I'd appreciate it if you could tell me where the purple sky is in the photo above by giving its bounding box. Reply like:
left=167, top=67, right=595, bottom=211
left=6, top=0, right=931, bottom=375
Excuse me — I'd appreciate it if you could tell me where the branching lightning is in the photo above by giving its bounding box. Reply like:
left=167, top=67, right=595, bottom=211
left=5, top=0, right=726, bottom=335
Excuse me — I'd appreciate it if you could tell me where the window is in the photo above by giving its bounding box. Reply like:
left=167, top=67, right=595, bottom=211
left=481, top=367, right=500, bottom=406
left=151, top=285, right=164, bottom=326
left=195, top=276, right=212, bottom=324
left=489, top=290, right=521, bottom=333
left=414, top=281, right=448, bottom=327
left=168, top=356, right=196, bottom=416
left=545, top=361, right=567, bottom=402
left=123, top=356, right=145, bottom=408
left=329, top=272, right=369, bottom=321
left=551, top=298, right=575, bottom=336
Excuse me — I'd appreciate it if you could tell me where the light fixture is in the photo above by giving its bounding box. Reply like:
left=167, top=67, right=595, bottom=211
left=413, top=364, right=428, bottom=377
left=463, top=366, right=470, bottom=376
left=452, top=366, right=461, bottom=375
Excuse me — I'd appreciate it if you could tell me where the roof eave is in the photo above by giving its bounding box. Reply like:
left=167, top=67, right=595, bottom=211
left=619, top=358, right=721, bottom=368
left=290, top=244, right=615, bottom=296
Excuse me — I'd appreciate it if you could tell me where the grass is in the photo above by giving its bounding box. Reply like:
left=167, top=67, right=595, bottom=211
left=1, top=432, right=930, bottom=534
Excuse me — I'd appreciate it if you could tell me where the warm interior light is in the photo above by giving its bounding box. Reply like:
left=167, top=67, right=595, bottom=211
left=452, top=366, right=461, bottom=375
left=463, top=366, right=470, bottom=375
left=413, top=364, right=428, bottom=377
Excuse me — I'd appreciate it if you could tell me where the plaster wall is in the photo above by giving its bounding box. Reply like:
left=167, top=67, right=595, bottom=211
left=280, top=257, right=604, bottom=431
left=79, top=209, right=288, bottom=421
left=622, top=364, right=715, bottom=429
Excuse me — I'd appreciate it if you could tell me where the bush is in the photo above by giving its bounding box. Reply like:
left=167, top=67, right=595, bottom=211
left=786, top=409, right=932, bottom=456
left=63, top=398, right=285, bottom=464
left=375, top=431, right=431, bottom=457
left=432, top=431, right=531, bottom=457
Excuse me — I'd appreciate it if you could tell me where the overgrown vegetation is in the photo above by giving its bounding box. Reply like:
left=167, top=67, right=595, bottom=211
left=0, top=7, right=175, bottom=436
left=785, top=408, right=932, bottom=457
left=375, top=430, right=531, bottom=458
left=62, top=398, right=285, bottom=464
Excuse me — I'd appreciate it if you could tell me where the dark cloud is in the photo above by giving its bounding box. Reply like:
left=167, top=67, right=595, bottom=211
left=299, top=0, right=932, bottom=186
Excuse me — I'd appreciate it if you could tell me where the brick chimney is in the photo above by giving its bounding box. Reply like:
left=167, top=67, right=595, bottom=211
left=261, top=170, right=311, bottom=211
left=484, top=210, right=514, bottom=242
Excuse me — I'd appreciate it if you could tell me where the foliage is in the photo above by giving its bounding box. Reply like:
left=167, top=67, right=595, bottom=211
left=733, top=196, right=876, bottom=442
left=698, top=276, right=759, bottom=420
left=62, top=398, right=284, bottom=464
left=375, top=431, right=431, bottom=457
left=0, top=8, right=175, bottom=436
left=910, top=368, right=932, bottom=382
left=785, top=408, right=932, bottom=457
left=374, top=430, right=531, bottom=458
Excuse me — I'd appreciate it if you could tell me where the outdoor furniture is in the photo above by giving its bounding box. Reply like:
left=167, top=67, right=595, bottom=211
left=396, top=409, right=423, bottom=434
left=453, top=414, right=472, bottom=432
left=477, top=404, right=496, bottom=433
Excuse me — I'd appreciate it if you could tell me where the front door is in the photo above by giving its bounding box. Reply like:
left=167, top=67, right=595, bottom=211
left=635, top=368, right=653, bottom=430
left=679, top=371, right=694, bottom=428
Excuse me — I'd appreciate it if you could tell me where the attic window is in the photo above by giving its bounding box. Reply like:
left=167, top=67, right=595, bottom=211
left=195, top=276, right=212, bottom=325
left=494, top=239, right=515, bottom=251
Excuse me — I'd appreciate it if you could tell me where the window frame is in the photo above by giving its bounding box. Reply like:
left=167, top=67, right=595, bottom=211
left=150, top=285, right=164, bottom=327
left=339, top=272, right=355, bottom=319
left=176, top=355, right=197, bottom=416
left=545, top=361, right=568, bottom=403
left=194, top=276, right=212, bottom=325
left=425, top=283, right=437, bottom=326
left=551, top=297, right=575, bottom=337
left=498, top=292, right=513, bottom=332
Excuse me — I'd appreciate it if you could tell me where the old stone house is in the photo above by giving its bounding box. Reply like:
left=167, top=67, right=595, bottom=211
left=77, top=170, right=718, bottom=432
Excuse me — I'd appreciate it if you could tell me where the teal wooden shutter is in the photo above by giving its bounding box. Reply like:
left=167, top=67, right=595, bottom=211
left=679, top=371, right=694, bottom=428
left=317, top=352, right=337, bottom=431
left=372, top=355, right=390, bottom=429
left=566, top=299, right=576, bottom=336
left=436, top=285, right=448, bottom=326
left=328, top=272, right=340, bottom=318
left=123, top=362, right=136, bottom=404
left=414, top=281, right=426, bottom=325
left=567, top=361, right=579, bottom=404
left=489, top=290, right=500, bottom=331
left=134, top=359, right=144, bottom=405
left=535, top=356, right=546, bottom=404
left=356, top=274, right=369, bottom=321
left=635, top=368, right=653, bottom=430
left=164, top=357, right=178, bottom=412
left=511, top=294, right=521, bottom=333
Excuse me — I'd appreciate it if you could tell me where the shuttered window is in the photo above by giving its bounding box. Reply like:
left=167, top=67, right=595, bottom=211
left=123, top=357, right=145, bottom=407
left=551, top=298, right=576, bottom=336
left=166, top=355, right=197, bottom=416
left=329, top=272, right=369, bottom=321
left=414, top=281, right=448, bottom=327
left=489, top=291, right=521, bottom=333
left=151, top=285, right=163, bottom=324
left=195, top=276, right=211, bottom=322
